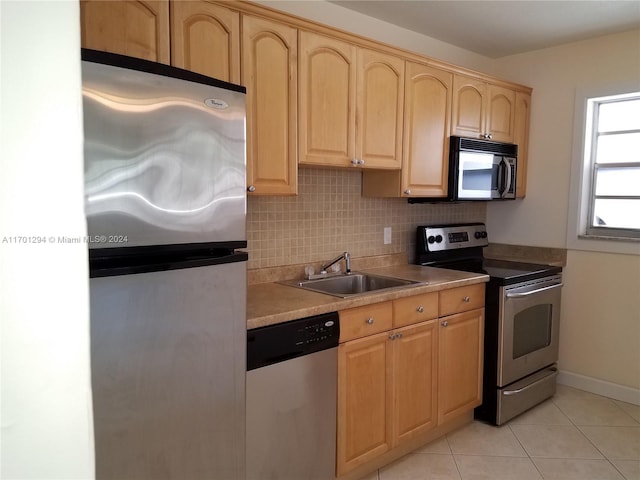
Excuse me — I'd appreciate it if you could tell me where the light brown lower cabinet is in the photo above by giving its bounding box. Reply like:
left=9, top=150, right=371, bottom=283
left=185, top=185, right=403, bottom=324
left=337, top=331, right=392, bottom=476
left=336, top=318, right=438, bottom=476
left=438, top=308, right=484, bottom=424
left=337, top=287, right=485, bottom=477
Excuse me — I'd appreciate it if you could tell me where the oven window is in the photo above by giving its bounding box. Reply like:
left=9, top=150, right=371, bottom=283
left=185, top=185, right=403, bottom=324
left=513, top=304, right=553, bottom=358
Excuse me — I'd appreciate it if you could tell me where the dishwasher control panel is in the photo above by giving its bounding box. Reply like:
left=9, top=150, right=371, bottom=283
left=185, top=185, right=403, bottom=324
left=247, top=312, right=340, bottom=371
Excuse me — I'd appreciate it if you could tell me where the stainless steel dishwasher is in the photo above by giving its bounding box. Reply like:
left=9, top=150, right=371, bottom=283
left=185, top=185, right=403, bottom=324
left=246, top=312, right=340, bottom=480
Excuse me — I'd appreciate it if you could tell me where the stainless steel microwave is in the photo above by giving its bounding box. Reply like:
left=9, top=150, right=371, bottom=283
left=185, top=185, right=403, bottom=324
left=448, top=136, right=518, bottom=201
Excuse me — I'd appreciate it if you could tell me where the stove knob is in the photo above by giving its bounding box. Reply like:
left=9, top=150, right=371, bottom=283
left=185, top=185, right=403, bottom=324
left=435, top=235, right=443, bottom=243
left=474, top=231, right=482, bottom=239
left=482, top=231, right=488, bottom=238
left=427, top=235, right=436, bottom=244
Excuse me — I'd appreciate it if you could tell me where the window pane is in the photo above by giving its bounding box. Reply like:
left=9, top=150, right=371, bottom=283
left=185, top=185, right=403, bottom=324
left=597, top=132, right=640, bottom=164
left=593, top=199, right=640, bottom=229
left=598, top=98, right=640, bottom=132
left=594, top=167, right=640, bottom=196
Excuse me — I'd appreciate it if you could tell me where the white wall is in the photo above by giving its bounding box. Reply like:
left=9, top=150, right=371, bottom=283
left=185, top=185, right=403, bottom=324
left=489, top=29, right=640, bottom=398
left=253, top=0, right=496, bottom=73
left=488, top=28, right=640, bottom=247
left=0, top=1, right=95, bottom=477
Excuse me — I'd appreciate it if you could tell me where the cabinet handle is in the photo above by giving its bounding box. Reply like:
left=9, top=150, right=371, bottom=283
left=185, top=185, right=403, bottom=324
left=247, top=185, right=256, bottom=193
left=404, top=189, right=411, bottom=195
left=463, top=296, right=470, bottom=302
left=441, top=320, right=448, bottom=327
left=366, top=317, right=374, bottom=325
left=417, top=306, right=424, bottom=313
left=389, top=333, right=396, bottom=340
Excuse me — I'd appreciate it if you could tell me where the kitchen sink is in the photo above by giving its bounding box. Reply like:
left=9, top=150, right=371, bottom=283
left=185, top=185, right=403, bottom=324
left=280, top=272, right=422, bottom=298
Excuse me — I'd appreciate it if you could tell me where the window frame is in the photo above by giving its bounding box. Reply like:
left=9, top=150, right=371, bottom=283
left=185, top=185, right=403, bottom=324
left=567, top=85, right=640, bottom=256
left=585, top=93, right=640, bottom=239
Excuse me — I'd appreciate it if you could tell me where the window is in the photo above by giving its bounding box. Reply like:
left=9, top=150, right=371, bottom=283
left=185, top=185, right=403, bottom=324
left=583, top=93, right=640, bottom=240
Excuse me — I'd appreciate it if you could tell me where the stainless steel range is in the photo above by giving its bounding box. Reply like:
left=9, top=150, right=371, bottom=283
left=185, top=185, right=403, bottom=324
left=415, top=223, right=563, bottom=425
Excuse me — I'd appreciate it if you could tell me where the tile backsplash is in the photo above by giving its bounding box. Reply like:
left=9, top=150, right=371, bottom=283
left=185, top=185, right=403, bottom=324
left=246, top=167, right=485, bottom=270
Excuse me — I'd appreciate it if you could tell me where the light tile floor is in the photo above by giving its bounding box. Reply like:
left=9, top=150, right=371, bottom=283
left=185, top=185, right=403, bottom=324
left=362, top=385, right=640, bottom=480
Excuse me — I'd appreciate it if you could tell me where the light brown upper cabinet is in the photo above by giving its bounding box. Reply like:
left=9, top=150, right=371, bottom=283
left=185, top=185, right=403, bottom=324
left=170, top=1, right=240, bottom=83
left=401, top=63, right=452, bottom=197
left=299, top=32, right=356, bottom=167
left=355, top=49, right=405, bottom=169
left=363, top=62, right=452, bottom=197
left=299, top=31, right=404, bottom=169
left=242, top=15, right=298, bottom=195
left=80, top=0, right=170, bottom=64
left=452, top=74, right=516, bottom=143
left=514, top=91, right=531, bottom=197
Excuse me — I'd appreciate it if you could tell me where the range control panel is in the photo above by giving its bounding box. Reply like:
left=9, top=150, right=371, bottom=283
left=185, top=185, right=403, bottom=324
left=418, top=223, right=488, bottom=253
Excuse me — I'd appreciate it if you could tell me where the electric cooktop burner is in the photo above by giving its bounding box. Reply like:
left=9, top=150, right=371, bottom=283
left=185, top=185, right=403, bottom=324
left=415, top=223, right=562, bottom=285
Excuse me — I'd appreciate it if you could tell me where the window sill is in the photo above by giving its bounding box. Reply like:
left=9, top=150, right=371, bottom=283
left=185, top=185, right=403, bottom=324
left=569, top=234, right=640, bottom=256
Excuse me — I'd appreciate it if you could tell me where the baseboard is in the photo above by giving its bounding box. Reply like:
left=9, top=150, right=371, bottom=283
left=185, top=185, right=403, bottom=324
left=557, top=370, right=640, bottom=406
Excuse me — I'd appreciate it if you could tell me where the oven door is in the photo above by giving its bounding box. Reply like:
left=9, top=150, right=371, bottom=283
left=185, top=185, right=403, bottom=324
left=498, top=275, right=562, bottom=386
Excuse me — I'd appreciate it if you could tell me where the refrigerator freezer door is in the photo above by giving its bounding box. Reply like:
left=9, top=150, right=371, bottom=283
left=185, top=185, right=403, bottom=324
left=90, top=259, right=246, bottom=479
left=82, top=56, right=246, bottom=248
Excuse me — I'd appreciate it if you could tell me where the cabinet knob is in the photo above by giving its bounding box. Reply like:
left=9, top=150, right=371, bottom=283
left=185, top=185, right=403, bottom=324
left=397, top=332, right=403, bottom=339
left=358, top=159, right=365, bottom=165
left=463, top=296, right=470, bottom=302
left=351, top=158, right=359, bottom=165
left=366, top=317, right=374, bottom=325
left=389, top=333, right=396, bottom=340
left=404, top=189, right=411, bottom=195
left=417, top=306, right=424, bottom=313
left=441, top=320, right=449, bottom=327
left=247, top=185, right=256, bottom=193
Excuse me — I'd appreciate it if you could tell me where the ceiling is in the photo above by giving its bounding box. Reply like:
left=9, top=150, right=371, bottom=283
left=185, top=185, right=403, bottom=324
left=329, top=1, right=640, bottom=58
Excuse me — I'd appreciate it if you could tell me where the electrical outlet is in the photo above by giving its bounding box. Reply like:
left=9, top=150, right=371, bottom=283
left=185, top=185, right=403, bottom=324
left=384, top=227, right=392, bottom=245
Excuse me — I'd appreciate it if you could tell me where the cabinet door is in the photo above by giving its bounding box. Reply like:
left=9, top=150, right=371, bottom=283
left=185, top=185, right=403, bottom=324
left=242, top=15, right=297, bottom=195
left=356, top=49, right=404, bottom=169
left=514, top=91, right=531, bottom=197
left=337, top=332, right=392, bottom=476
left=451, top=74, right=486, bottom=138
left=487, top=84, right=516, bottom=143
left=402, top=63, right=452, bottom=197
left=438, top=308, right=484, bottom=425
left=170, top=1, right=239, bottom=83
left=392, top=320, right=438, bottom=447
left=299, top=31, right=357, bottom=167
left=80, top=0, right=170, bottom=64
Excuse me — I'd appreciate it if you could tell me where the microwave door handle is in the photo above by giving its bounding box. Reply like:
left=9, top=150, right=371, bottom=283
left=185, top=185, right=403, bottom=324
left=496, top=157, right=505, bottom=197
left=501, top=158, right=513, bottom=198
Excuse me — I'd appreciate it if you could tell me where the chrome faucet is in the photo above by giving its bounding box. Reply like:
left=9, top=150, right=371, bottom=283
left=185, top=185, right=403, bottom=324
left=321, top=251, right=351, bottom=275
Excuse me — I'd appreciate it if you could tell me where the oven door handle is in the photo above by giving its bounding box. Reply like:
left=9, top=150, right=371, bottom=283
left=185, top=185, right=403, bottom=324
left=502, top=367, right=558, bottom=396
left=506, top=282, right=563, bottom=298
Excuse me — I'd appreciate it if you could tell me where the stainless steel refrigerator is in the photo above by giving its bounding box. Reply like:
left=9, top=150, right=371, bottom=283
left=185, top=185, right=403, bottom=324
left=82, top=49, right=247, bottom=480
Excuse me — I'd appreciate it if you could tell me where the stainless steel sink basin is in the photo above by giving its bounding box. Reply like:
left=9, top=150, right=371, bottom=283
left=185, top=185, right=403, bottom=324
left=280, top=272, right=422, bottom=298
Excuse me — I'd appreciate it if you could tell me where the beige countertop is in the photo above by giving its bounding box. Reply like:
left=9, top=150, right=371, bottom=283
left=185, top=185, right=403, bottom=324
left=247, top=264, right=488, bottom=330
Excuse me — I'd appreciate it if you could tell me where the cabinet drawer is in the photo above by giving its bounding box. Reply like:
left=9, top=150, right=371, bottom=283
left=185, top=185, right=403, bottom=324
left=393, top=292, right=438, bottom=328
left=339, top=302, right=393, bottom=343
left=439, top=284, right=485, bottom=316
